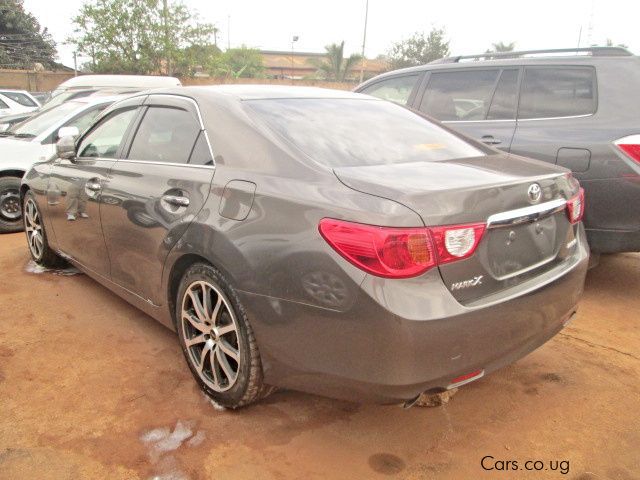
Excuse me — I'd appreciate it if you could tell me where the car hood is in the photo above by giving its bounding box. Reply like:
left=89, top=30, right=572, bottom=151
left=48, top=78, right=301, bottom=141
left=0, top=137, right=53, bottom=166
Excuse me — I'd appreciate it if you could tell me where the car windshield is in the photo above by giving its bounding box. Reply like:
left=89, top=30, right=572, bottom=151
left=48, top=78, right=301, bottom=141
left=40, top=90, right=95, bottom=111
left=247, top=98, right=484, bottom=168
left=10, top=101, right=84, bottom=139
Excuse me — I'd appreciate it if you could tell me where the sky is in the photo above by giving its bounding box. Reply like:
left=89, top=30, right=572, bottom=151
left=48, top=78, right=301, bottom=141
left=22, top=0, right=640, bottom=69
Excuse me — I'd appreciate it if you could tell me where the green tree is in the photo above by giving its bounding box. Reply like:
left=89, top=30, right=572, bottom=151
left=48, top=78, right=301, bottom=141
left=210, top=45, right=264, bottom=78
left=0, top=0, right=57, bottom=69
left=308, top=41, right=361, bottom=81
left=70, top=0, right=216, bottom=75
left=487, top=41, right=516, bottom=53
left=387, top=28, right=449, bottom=69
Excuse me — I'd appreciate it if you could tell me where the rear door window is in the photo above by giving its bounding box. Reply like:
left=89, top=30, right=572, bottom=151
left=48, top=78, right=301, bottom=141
left=0, top=91, right=37, bottom=107
left=518, top=67, right=596, bottom=119
left=419, top=69, right=500, bottom=121
left=359, top=74, right=419, bottom=105
left=127, top=106, right=201, bottom=164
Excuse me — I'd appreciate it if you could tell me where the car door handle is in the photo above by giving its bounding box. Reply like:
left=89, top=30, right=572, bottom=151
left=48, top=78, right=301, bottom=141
left=481, top=135, right=502, bottom=145
left=86, top=181, right=102, bottom=191
left=162, top=195, right=190, bottom=207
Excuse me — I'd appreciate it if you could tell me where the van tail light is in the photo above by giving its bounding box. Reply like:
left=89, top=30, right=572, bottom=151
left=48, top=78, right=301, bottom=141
left=566, top=188, right=585, bottom=224
left=614, top=135, right=640, bottom=164
left=318, top=219, right=486, bottom=279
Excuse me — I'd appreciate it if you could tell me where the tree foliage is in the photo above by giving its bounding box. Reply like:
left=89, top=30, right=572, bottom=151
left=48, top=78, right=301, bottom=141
left=209, top=46, right=264, bottom=78
left=308, top=41, right=361, bottom=81
left=487, top=41, right=516, bottom=53
left=70, top=0, right=217, bottom=75
left=0, top=0, right=57, bottom=69
left=387, top=28, right=449, bottom=69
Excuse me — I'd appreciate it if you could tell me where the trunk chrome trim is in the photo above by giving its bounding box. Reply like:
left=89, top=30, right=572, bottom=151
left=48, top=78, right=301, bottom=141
left=487, top=198, right=566, bottom=229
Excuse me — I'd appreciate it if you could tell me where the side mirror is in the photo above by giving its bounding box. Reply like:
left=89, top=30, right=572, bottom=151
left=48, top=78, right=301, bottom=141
left=0, top=123, right=9, bottom=133
left=57, top=126, right=79, bottom=139
left=56, top=135, right=77, bottom=160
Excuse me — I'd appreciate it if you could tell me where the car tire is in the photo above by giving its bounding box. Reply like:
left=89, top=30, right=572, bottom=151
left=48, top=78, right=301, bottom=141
left=23, top=190, right=66, bottom=268
left=176, top=263, right=274, bottom=409
left=0, top=176, right=24, bottom=233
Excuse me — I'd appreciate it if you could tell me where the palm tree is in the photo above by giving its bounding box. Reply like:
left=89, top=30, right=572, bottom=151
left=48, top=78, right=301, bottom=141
left=309, top=41, right=361, bottom=81
left=489, top=41, right=516, bottom=53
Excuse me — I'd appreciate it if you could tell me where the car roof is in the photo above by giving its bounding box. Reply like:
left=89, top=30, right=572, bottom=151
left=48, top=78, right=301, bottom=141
left=0, top=89, right=31, bottom=94
left=358, top=48, right=639, bottom=86
left=56, top=75, right=182, bottom=90
left=152, top=84, right=371, bottom=101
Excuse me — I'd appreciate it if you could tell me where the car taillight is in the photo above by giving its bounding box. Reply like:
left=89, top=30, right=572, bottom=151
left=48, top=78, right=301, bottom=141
left=430, top=223, right=486, bottom=264
left=614, top=134, right=640, bottom=164
left=318, top=219, right=486, bottom=279
left=566, top=188, right=585, bottom=224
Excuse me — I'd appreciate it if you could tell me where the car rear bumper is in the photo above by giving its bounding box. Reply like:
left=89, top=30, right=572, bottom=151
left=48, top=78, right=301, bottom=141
left=239, top=226, right=589, bottom=404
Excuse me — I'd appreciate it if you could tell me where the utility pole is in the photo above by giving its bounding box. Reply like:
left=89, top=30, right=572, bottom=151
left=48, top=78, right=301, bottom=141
left=291, top=35, right=298, bottom=84
left=359, top=0, right=369, bottom=84
left=163, top=0, right=171, bottom=75
left=73, top=52, right=78, bottom=76
left=227, top=15, right=231, bottom=50
left=577, top=26, right=583, bottom=48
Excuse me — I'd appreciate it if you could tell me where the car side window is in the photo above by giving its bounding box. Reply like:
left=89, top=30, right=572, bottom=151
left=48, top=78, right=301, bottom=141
left=518, top=67, right=596, bottom=119
left=487, top=69, right=519, bottom=120
left=359, top=75, right=419, bottom=105
left=0, top=91, right=37, bottom=107
left=419, top=69, right=500, bottom=121
left=127, top=106, right=200, bottom=164
left=189, top=131, right=214, bottom=166
left=77, top=108, right=138, bottom=159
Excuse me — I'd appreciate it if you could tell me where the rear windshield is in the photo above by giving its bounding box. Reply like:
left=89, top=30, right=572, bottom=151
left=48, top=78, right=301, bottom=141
left=247, top=98, right=484, bottom=168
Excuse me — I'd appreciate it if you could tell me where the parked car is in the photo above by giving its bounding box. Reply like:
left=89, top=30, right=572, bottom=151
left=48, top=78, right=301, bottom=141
left=0, top=89, right=41, bottom=117
left=356, top=47, right=640, bottom=253
left=0, top=75, right=182, bottom=131
left=21, top=86, right=588, bottom=408
left=0, top=95, right=120, bottom=232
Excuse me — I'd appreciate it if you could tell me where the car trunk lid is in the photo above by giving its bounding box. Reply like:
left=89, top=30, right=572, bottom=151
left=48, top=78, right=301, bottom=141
left=334, top=153, right=581, bottom=303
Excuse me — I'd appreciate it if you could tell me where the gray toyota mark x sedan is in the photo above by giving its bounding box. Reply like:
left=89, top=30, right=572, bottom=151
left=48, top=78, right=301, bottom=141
left=21, top=86, right=589, bottom=408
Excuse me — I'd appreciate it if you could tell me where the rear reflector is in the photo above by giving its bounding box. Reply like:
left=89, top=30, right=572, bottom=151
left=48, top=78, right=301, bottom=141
left=566, top=188, right=585, bottom=224
left=319, top=218, right=486, bottom=279
left=614, top=134, right=640, bottom=164
left=448, top=369, right=485, bottom=389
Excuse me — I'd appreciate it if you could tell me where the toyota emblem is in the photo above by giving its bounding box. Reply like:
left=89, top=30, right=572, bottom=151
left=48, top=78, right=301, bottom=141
left=527, top=183, right=542, bottom=204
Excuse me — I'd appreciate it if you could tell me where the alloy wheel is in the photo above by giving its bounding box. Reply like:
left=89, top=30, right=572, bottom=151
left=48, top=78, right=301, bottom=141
left=1, top=188, right=21, bottom=221
left=181, top=280, right=241, bottom=392
left=24, top=198, right=44, bottom=260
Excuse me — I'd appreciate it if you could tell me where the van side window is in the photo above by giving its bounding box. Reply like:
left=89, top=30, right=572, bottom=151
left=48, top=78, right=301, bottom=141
left=487, top=69, right=519, bottom=120
left=519, top=67, right=596, bottom=119
left=419, top=70, right=500, bottom=121
left=360, top=75, right=419, bottom=105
